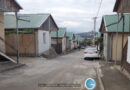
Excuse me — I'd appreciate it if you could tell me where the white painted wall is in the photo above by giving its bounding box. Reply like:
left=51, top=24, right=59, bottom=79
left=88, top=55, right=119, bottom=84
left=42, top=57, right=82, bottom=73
left=103, top=33, right=108, bottom=61
left=38, top=30, right=51, bottom=55
left=71, top=41, right=74, bottom=50
left=62, top=38, right=66, bottom=52
left=127, top=37, right=130, bottom=64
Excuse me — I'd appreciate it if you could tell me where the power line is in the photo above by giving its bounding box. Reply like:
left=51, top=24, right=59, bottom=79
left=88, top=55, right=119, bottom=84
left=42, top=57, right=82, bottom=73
left=92, top=0, right=103, bottom=45
left=96, top=0, right=103, bottom=17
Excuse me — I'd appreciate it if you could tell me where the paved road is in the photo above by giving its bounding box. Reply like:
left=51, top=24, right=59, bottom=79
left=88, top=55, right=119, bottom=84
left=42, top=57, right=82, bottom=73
left=0, top=50, right=100, bottom=90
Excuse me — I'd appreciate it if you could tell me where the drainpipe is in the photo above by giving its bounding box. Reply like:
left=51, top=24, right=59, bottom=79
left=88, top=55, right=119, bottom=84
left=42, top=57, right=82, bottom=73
left=48, top=17, right=51, bottom=48
left=129, top=15, right=130, bottom=36
left=115, top=14, right=119, bottom=65
left=34, top=30, right=37, bottom=56
left=110, top=33, right=113, bottom=61
left=15, top=12, right=19, bottom=64
left=57, top=30, right=58, bottom=54
left=121, top=14, right=125, bottom=67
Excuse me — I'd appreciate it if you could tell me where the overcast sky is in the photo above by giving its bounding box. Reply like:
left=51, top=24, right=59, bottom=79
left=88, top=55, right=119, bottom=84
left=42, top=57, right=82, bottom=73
left=17, top=0, right=116, bottom=33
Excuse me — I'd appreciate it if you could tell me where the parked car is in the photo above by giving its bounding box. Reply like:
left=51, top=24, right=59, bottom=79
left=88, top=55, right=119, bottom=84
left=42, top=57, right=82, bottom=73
left=84, top=47, right=100, bottom=60
left=81, top=46, right=86, bottom=49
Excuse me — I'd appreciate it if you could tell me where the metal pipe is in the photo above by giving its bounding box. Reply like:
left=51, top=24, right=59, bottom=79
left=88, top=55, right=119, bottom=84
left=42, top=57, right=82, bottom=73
left=34, top=30, right=37, bottom=56
left=115, top=14, right=119, bottom=65
left=57, top=33, right=59, bottom=53
left=110, top=33, right=113, bottom=60
left=121, top=14, right=125, bottom=67
left=15, top=12, right=20, bottom=64
left=129, top=15, right=130, bottom=36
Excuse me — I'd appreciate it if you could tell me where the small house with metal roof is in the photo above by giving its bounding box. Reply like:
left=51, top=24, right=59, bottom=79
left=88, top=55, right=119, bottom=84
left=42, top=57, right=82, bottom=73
left=114, top=1, right=130, bottom=73
left=99, top=14, right=130, bottom=62
left=74, top=35, right=80, bottom=49
left=66, top=32, right=75, bottom=50
left=4, top=14, right=58, bottom=56
left=51, top=27, right=67, bottom=54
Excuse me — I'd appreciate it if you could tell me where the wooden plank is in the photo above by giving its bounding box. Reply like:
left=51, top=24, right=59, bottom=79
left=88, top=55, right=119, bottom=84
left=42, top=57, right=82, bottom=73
left=0, top=51, right=16, bottom=63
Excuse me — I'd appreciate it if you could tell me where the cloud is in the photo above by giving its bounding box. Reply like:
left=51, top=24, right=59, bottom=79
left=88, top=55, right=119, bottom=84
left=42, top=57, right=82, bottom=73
left=17, top=0, right=116, bottom=33
left=45, top=7, right=94, bottom=14
left=59, top=21, right=81, bottom=28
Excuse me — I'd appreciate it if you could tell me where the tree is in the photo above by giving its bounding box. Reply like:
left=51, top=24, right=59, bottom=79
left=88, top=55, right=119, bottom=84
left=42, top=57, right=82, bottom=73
left=95, top=37, right=103, bottom=52
left=86, top=40, right=92, bottom=46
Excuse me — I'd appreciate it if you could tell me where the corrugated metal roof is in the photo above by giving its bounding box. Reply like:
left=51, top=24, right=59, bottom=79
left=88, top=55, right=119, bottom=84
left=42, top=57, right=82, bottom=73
left=104, top=14, right=130, bottom=32
left=96, top=32, right=101, bottom=37
left=74, top=35, right=79, bottom=41
left=66, top=32, right=74, bottom=40
left=77, top=36, right=82, bottom=42
left=51, top=28, right=66, bottom=38
left=4, top=14, right=50, bottom=29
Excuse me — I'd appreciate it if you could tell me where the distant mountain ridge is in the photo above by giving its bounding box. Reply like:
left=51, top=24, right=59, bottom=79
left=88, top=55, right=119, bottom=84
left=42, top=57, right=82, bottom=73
left=77, top=31, right=98, bottom=40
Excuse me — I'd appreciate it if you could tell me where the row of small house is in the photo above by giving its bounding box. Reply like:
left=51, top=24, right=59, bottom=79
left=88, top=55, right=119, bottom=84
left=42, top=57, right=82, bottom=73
left=51, top=28, right=83, bottom=54
left=4, top=14, right=84, bottom=56
left=99, top=0, right=130, bottom=73
left=0, top=0, right=84, bottom=58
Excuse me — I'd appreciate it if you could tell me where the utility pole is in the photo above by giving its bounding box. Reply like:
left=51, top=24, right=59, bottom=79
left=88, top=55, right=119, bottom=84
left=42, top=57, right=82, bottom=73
left=15, top=13, right=30, bottom=64
left=93, top=17, right=97, bottom=45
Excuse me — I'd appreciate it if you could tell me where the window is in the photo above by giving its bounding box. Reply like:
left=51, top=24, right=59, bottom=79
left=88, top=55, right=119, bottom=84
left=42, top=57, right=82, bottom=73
left=43, top=33, right=46, bottom=44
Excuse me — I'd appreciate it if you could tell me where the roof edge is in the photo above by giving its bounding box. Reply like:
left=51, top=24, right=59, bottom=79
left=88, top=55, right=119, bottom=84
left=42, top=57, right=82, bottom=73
left=50, top=15, right=59, bottom=30
left=113, top=0, right=121, bottom=12
left=14, top=0, right=23, bottom=9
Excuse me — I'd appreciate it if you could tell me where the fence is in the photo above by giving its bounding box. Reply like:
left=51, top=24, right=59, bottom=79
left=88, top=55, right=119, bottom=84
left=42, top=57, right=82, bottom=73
left=0, top=36, right=17, bottom=62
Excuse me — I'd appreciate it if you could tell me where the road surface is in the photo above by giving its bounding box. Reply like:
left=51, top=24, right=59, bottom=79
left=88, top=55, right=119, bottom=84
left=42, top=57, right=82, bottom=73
left=0, top=50, right=100, bottom=90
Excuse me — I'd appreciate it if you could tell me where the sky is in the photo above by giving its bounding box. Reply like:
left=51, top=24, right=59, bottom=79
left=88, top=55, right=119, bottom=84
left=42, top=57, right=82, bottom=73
left=17, top=0, right=116, bottom=33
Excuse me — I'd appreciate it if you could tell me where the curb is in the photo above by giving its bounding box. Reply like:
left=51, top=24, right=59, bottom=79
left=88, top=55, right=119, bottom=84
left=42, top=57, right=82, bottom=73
left=96, top=66, right=104, bottom=90
left=0, top=64, right=26, bottom=73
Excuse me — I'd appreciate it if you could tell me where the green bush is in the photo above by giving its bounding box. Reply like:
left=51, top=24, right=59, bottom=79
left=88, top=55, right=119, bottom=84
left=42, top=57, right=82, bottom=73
left=5, top=29, right=34, bottom=35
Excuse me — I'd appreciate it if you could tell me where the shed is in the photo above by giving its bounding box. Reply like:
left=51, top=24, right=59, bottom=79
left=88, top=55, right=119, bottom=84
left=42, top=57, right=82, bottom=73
left=51, top=28, right=67, bottom=53
left=66, top=32, right=75, bottom=50
left=99, top=14, right=130, bottom=62
left=4, top=14, right=58, bottom=56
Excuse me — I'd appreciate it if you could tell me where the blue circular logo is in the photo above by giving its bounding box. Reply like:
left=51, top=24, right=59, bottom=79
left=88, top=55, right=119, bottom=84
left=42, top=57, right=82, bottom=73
left=85, top=78, right=96, bottom=90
